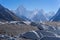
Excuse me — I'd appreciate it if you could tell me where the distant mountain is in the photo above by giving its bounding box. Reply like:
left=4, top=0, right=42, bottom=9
left=15, top=5, right=27, bottom=16
left=31, top=9, right=48, bottom=22
left=0, top=4, right=24, bottom=21
left=15, top=5, right=33, bottom=21
left=15, top=5, right=52, bottom=22
left=45, top=12, right=55, bottom=20
left=50, top=8, right=60, bottom=21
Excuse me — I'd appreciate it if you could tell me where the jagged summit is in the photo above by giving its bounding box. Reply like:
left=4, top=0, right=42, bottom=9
left=31, top=9, right=47, bottom=22
left=15, top=6, right=48, bottom=22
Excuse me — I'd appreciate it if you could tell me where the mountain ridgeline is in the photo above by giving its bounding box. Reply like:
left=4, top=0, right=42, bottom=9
left=0, top=4, right=24, bottom=21
left=0, top=4, right=60, bottom=22
left=50, top=8, right=60, bottom=21
left=15, top=5, right=49, bottom=22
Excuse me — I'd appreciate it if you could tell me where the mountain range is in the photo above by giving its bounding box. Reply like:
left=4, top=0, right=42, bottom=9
left=0, top=4, right=60, bottom=22
left=15, top=5, right=54, bottom=22
left=31, top=9, right=48, bottom=22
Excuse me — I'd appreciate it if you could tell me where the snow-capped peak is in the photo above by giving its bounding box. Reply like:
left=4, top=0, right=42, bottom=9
left=16, top=5, right=27, bottom=16
left=30, top=9, right=48, bottom=22
left=16, top=5, right=26, bottom=11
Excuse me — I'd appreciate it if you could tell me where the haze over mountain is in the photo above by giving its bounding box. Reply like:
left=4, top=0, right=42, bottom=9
left=31, top=9, right=48, bottom=22
left=15, top=5, right=27, bottom=16
left=45, top=12, right=55, bottom=20
left=15, top=5, right=54, bottom=22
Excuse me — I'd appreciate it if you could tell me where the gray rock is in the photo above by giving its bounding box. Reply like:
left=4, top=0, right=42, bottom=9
left=40, top=37, right=60, bottom=40
left=36, top=30, right=56, bottom=37
left=20, top=31, right=41, bottom=40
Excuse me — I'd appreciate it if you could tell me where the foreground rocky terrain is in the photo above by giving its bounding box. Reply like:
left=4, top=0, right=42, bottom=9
left=0, top=21, right=39, bottom=40
left=0, top=3, right=60, bottom=40
left=0, top=21, right=60, bottom=40
left=0, top=22, right=38, bottom=36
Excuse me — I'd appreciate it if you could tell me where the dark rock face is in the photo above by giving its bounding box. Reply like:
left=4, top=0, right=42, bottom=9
left=20, top=31, right=40, bottom=40
left=20, top=30, right=56, bottom=40
left=0, top=4, right=23, bottom=21
left=50, top=8, right=60, bottom=21
left=36, top=30, right=56, bottom=37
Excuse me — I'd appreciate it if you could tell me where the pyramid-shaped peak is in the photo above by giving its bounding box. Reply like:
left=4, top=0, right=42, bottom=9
left=17, top=5, right=26, bottom=9
left=16, top=5, right=26, bottom=12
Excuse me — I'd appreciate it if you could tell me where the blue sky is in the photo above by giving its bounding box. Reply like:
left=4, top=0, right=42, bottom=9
left=0, top=0, right=60, bottom=13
